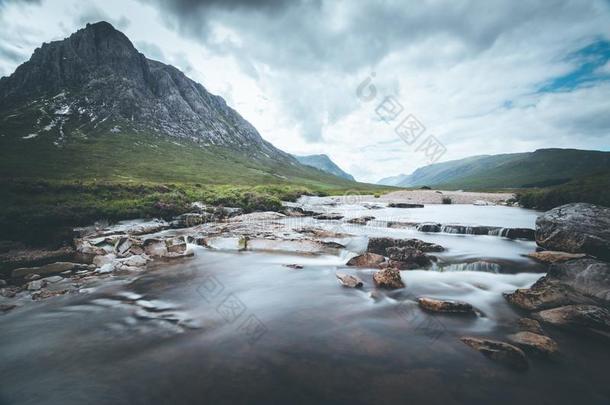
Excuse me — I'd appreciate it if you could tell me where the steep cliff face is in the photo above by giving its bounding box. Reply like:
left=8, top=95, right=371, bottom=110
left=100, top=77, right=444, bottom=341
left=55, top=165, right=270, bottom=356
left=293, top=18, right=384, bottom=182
left=0, top=21, right=289, bottom=159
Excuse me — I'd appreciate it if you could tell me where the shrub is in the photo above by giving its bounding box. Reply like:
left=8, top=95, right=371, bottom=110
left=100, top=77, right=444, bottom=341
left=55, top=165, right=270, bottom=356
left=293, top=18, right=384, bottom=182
left=441, top=197, right=452, bottom=204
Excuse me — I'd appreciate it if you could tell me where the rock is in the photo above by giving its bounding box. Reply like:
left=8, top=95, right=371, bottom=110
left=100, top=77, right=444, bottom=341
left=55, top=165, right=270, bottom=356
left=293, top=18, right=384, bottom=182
left=388, top=203, right=424, bottom=208
left=0, top=303, right=16, bottom=313
left=373, top=267, right=404, bottom=289
left=416, top=222, right=442, bottom=232
left=502, top=228, right=535, bottom=240
left=143, top=238, right=168, bottom=257
left=346, top=253, right=386, bottom=268
left=229, top=211, right=286, bottom=222
left=535, top=203, right=610, bottom=260
left=534, top=305, right=610, bottom=332
left=314, top=213, right=344, bottom=220
left=507, top=331, right=559, bottom=357
left=284, top=264, right=303, bottom=269
left=503, top=276, right=595, bottom=311
left=518, top=318, right=545, bottom=334
left=385, top=247, right=434, bottom=269
left=0, top=245, right=74, bottom=271
left=170, top=212, right=212, bottom=228
left=336, top=272, right=364, bottom=288
left=27, top=280, right=45, bottom=290
left=41, top=276, right=63, bottom=283
left=0, top=287, right=20, bottom=298
left=120, top=255, right=148, bottom=267
left=0, top=279, right=6, bottom=287
left=166, top=237, right=187, bottom=254
left=460, top=337, right=529, bottom=371
left=367, top=237, right=444, bottom=255
left=418, top=297, right=477, bottom=315
left=527, top=250, right=587, bottom=264
left=31, top=289, right=70, bottom=300
left=11, top=262, right=77, bottom=279
left=23, top=273, right=40, bottom=281
left=114, top=237, right=139, bottom=257
left=97, top=263, right=116, bottom=274
left=546, top=258, right=610, bottom=303
left=347, top=216, right=375, bottom=225
left=473, top=200, right=494, bottom=206
left=93, top=253, right=116, bottom=267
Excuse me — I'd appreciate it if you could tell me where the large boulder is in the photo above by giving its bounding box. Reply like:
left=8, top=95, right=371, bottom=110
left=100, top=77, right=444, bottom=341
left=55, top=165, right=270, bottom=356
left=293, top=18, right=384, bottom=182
left=527, top=251, right=587, bottom=264
left=535, top=203, right=610, bottom=260
left=385, top=247, right=435, bottom=269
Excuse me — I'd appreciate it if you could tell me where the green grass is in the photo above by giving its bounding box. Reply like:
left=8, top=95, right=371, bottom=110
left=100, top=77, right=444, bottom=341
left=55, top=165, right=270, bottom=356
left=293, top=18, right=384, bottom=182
left=0, top=118, right=395, bottom=245
left=515, top=172, right=610, bottom=210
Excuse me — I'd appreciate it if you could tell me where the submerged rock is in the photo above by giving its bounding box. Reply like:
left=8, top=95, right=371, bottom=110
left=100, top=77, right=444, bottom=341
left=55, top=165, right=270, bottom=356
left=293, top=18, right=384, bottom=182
left=346, top=253, right=386, bottom=268
left=535, top=203, right=610, bottom=260
left=507, top=331, right=559, bottom=357
left=388, top=202, right=424, bottom=208
left=336, top=272, right=364, bottom=288
left=460, top=337, right=529, bottom=371
left=418, top=297, right=477, bottom=315
left=11, top=262, right=77, bottom=279
left=373, top=267, right=404, bottom=289
left=416, top=222, right=442, bottom=232
left=314, top=213, right=344, bottom=220
left=347, top=216, right=375, bottom=225
left=0, top=303, right=16, bottom=313
left=534, top=305, right=610, bottom=332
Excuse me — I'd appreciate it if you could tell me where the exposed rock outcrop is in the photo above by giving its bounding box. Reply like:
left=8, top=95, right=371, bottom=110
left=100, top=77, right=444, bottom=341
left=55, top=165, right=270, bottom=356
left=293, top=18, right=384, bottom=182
left=346, top=253, right=386, bottom=268
left=418, top=297, right=477, bottom=315
left=507, top=331, right=559, bottom=357
left=336, top=272, right=364, bottom=288
left=535, top=203, right=610, bottom=260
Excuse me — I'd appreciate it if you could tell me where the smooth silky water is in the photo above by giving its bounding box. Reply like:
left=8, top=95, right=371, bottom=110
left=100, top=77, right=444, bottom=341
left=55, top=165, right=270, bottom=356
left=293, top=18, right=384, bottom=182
left=1, top=204, right=609, bottom=404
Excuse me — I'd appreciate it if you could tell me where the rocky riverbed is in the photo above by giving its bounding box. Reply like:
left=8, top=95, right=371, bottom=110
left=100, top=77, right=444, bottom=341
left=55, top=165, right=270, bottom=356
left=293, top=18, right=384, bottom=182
left=1, top=199, right=609, bottom=404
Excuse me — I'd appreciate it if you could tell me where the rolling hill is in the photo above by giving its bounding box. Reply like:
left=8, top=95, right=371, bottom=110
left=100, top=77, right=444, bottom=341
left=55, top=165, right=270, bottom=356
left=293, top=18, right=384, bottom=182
left=378, top=149, right=610, bottom=190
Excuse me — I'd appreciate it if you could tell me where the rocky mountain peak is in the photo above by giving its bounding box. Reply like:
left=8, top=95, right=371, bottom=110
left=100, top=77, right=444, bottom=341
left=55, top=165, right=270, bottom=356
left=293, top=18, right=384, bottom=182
left=0, top=22, right=293, bottom=159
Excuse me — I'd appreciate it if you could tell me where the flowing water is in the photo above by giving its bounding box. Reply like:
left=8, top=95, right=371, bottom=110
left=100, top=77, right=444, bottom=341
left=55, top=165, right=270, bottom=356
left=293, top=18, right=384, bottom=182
left=1, top=204, right=609, bottom=404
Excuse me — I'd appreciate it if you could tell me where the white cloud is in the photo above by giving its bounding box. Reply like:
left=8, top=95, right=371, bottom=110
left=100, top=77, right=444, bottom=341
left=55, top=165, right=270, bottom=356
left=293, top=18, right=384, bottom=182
left=1, top=0, right=609, bottom=183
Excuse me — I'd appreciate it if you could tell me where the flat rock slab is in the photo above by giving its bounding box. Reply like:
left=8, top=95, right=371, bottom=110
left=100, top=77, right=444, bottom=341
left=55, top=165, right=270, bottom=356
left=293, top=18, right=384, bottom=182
left=518, top=318, right=545, bottom=334
left=461, top=337, right=529, bottom=371
left=388, top=203, right=424, bottom=208
left=507, top=331, right=559, bottom=356
left=527, top=251, right=587, bottom=264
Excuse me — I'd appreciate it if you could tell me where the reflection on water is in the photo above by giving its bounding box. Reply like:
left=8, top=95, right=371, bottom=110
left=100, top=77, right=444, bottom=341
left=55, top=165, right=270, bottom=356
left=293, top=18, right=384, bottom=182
left=1, top=205, right=609, bottom=404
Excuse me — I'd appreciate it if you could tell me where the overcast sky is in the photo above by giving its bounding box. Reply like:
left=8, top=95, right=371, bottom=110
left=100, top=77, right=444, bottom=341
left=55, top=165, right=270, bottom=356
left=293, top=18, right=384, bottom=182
left=1, top=0, right=609, bottom=182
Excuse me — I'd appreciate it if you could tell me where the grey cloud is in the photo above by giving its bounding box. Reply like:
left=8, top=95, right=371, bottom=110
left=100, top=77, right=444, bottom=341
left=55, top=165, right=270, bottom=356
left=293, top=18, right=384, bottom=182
left=135, top=41, right=166, bottom=62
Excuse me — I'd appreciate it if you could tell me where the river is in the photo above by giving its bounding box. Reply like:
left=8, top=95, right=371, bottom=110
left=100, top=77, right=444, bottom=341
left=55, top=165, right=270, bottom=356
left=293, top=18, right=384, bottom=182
left=1, top=203, right=609, bottom=404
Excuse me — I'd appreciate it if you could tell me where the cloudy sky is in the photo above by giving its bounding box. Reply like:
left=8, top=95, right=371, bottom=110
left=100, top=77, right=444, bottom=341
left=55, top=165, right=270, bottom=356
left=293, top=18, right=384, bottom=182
left=1, top=0, right=609, bottom=182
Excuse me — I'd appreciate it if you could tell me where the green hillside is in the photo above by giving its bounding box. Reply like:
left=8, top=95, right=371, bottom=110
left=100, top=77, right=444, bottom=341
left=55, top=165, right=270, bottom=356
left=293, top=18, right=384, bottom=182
left=394, top=149, right=610, bottom=190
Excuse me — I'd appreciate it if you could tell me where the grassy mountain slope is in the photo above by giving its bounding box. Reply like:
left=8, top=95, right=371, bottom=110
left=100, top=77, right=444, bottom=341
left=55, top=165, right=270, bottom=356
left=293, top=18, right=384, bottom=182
left=391, top=149, right=610, bottom=190
left=293, top=154, right=355, bottom=181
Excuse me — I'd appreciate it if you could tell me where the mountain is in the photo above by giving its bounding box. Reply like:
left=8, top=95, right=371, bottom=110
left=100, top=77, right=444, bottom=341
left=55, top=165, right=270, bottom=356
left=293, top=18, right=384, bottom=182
left=379, top=149, right=610, bottom=189
left=293, top=154, right=355, bottom=181
left=377, top=173, right=409, bottom=186
left=0, top=21, right=359, bottom=188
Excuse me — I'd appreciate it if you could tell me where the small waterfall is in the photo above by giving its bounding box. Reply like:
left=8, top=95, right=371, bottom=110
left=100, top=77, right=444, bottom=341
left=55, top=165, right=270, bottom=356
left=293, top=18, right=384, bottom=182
left=443, top=261, right=502, bottom=273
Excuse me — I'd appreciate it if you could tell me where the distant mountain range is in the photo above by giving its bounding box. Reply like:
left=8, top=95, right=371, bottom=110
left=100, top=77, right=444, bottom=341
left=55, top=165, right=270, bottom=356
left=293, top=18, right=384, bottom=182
left=0, top=21, right=360, bottom=188
left=378, top=148, right=610, bottom=189
left=293, top=154, right=355, bottom=181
